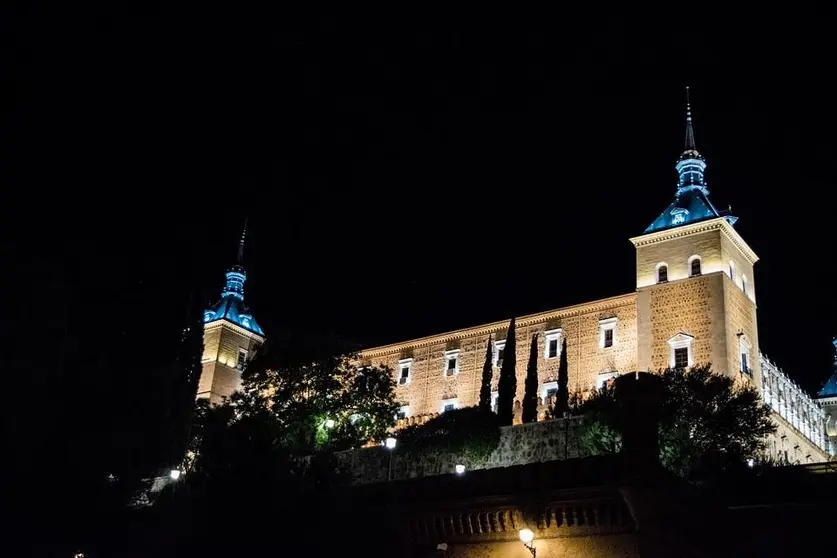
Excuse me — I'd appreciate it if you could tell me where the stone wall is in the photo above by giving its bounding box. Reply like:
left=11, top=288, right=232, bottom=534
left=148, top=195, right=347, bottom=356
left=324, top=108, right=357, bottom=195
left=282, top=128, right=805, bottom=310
left=336, top=418, right=588, bottom=485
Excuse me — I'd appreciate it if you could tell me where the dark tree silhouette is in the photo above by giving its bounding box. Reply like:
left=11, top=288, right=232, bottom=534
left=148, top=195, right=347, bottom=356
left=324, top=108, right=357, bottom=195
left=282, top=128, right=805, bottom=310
left=522, top=333, right=539, bottom=423
left=497, top=317, right=517, bottom=426
left=555, top=337, right=569, bottom=415
left=576, top=365, right=776, bottom=481
left=479, top=336, right=493, bottom=412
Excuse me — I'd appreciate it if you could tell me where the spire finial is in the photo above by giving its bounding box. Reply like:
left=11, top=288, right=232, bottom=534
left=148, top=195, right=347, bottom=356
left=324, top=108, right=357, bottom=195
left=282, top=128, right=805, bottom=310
left=237, top=217, right=248, bottom=265
left=684, top=86, right=696, bottom=150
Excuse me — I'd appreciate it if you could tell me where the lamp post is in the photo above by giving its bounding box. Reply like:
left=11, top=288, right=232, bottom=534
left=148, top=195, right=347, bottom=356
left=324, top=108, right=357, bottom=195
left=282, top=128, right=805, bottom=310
left=385, top=436, right=397, bottom=481
left=519, top=529, right=536, bottom=557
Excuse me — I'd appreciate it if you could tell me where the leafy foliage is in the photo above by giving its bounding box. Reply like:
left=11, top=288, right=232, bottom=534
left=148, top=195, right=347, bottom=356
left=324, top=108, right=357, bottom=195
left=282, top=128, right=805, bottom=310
left=479, top=336, right=494, bottom=413
left=398, top=406, right=501, bottom=462
left=497, top=317, right=517, bottom=426
left=577, top=365, right=776, bottom=481
left=522, top=333, right=539, bottom=423
left=226, top=346, right=399, bottom=454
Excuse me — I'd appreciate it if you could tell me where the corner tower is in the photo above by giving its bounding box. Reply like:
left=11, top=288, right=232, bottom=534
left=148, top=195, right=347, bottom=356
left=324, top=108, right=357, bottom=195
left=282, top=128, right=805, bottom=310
left=631, top=88, right=760, bottom=383
left=197, top=221, right=266, bottom=404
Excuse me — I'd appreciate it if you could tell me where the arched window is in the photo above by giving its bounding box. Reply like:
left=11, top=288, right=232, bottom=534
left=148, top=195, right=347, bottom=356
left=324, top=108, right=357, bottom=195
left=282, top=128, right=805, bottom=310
left=689, top=256, right=702, bottom=277
left=729, top=260, right=736, bottom=282
left=742, top=274, right=748, bottom=295
left=656, top=263, right=668, bottom=283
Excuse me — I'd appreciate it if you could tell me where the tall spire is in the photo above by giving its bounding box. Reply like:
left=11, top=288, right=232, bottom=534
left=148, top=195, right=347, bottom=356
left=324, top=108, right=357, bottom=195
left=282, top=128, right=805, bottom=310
left=237, top=217, right=248, bottom=265
left=684, top=86, right=696, bottom=150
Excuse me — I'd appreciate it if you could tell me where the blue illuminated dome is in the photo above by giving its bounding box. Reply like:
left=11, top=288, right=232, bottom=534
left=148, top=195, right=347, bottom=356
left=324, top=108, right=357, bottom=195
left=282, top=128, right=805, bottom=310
left=818, top=338, right=837, bottom=398
left=645, top=87, right=738, bottom=233
left=203, top=223, right=265, bottom=337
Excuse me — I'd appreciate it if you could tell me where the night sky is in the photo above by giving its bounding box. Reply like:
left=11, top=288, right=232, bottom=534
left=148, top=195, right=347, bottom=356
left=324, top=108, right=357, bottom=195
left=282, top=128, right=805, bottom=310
left=6, top=10, right=837, bottom=405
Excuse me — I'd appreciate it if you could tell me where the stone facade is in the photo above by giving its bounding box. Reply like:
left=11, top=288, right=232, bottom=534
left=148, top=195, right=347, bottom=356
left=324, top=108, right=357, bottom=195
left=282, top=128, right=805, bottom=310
left=198, top=320, right=264, bottom=404
left=363, top=295, right=637, bottom=418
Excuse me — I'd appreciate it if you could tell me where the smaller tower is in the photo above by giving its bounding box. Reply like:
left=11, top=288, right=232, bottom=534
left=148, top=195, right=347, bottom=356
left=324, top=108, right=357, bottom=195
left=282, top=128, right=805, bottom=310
left=197, top=221, right=266, bottom=404
left=631, top=88, right=759, bottom=382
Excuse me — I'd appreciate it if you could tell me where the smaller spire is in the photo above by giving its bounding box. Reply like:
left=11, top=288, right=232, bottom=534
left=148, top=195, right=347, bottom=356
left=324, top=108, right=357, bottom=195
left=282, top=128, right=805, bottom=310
left=237, top=217, right=248, bottom=265
left=684, top=86, right=696, bottom=151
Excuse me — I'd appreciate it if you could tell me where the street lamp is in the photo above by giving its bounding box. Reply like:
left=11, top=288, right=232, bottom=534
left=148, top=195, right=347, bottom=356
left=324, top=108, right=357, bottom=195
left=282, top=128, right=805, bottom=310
left=455, top=464, right=465, bottom=475
left=169, top=469, right=182, bottom=481
left=324, top=418, right=335, bottom=429
left=385, top=437, right=397, bottom=481
left=519, top=529, right=536, bottom=557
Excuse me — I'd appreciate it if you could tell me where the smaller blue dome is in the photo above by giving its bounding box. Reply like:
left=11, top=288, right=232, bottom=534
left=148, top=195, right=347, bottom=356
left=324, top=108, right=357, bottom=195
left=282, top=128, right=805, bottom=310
left=204, top=266, right=265, bottom=337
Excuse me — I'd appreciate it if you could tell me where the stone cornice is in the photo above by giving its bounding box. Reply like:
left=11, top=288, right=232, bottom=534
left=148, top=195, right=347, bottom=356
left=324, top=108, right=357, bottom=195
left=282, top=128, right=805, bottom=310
left=361, top=293, right=636, bottom=358
left=204, top=318, right=266, bottom=343
left=629, top=217, right=759, bottom=265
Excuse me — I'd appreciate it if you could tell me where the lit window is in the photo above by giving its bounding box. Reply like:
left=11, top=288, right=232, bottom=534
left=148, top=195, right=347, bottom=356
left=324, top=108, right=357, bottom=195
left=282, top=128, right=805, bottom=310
left=396, top=405, right=410, bottom=420
left=440, top=397, right=458, bottom=413
left=544, top=329, right=561, bottom=359
left=541, top=381, right=558, bottom=404
left=689, top=256, right=702, bottom=277
left=668, top=333, right=694, bottom=369
left=236, top=348, right=248, bottom=371
left=599, top=318, right=617, bottom=349
left=397, top=358, right=413, bottom=386
left=739, top=335, right=751, bottom=376
left=494, top=340, right=506, bottom=368
left=444, top=350, right=460, bottom=376
left=674, top=347, right=689, bottom=369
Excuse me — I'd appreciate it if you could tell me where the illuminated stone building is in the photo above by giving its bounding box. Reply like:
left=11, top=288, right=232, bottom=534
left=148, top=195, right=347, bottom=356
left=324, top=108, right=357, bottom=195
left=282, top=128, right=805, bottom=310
left=360, top=93, right=829, bottom=463
left=815, top=339, right=837, bottom=455
left=197, top=225, right=265, bottom=404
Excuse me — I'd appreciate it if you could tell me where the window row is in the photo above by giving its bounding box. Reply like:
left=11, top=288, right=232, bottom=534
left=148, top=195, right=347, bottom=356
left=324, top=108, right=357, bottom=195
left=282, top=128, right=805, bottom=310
left=655, top=256, right=703, bottom=284
left=395, top=320, right=619, bottom=385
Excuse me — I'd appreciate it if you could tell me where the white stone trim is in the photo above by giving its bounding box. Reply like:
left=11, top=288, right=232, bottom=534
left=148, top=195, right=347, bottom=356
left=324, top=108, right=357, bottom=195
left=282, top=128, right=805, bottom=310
left=443, top=349, right=460, bottom=376
left=540, top=381, right=559, bottom=404
left=397, top=358, right=413, bottom=386
left=544, top=328, right=562, bottom=359
left=596, top=371, right=619, bottom=389
left=397, top=405, right=410, bottom=419
left=440, top=397, right=459, bottom=413
left=493, top=340, right=506, bottom=367
left=668, top=333, right=695, bottom=368
left=599, top=318, right=618, bottom=349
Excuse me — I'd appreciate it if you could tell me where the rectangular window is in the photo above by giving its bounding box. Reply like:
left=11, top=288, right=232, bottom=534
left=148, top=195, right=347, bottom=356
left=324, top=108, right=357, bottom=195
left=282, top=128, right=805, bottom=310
left=396, top=406, right=409, bottom=420
left=444, top=350, right=460, bottom=376
left=674, top=347, right=689, bottom=369
left=497, top=348, right=505, bottom=366
left=444, top=403, right=455, bottom=413
left=399, top=366, right=410, bottom=384
left=548, top=338, right=558, bottom=358
left=447, top=358, right=456, bottom=370
left=604, top=329, right=613, bottom=348
left=236, top=348, right=248, bottom=371
left=397, top=358, right=413, bottom=385
left=741, top=352, right=749, bottom=374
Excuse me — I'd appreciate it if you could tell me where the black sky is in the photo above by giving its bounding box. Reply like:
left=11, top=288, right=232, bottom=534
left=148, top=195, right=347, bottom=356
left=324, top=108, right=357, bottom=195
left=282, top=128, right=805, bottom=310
left=6, top=9, right=837, bottom=398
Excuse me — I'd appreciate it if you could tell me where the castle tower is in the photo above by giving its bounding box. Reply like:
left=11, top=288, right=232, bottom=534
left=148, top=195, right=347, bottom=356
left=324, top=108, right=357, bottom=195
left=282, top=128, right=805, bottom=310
left=815, top=339, right=837, bottom=455
left=197, top=221, right=266, bottom=404
left=630, top=88, right=760, bottom=384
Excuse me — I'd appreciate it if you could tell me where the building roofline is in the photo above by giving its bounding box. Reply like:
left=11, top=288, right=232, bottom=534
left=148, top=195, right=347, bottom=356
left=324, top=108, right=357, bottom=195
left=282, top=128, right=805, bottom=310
left=361, top=292, right=637, bottom=358
left=205, top=318, right=266, bottom=342
left=630, top=217, right=759, bottom=265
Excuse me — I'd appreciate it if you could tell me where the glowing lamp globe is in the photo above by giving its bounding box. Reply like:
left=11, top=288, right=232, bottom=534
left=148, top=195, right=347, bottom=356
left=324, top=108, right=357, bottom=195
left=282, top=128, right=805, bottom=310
left=169, top=469, right=182, bottom=481
left=324, top=419, right=335, bottom=429
left=519, top=529, right=534, bottom=544
left=385, top=437, right=397, bottom=449
left=455, top=464, right=466, bottom=475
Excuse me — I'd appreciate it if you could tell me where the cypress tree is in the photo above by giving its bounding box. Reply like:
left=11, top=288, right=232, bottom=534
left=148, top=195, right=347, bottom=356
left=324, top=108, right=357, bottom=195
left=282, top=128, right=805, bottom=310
left=479, top=336, right=494, bottom=412
left=522, top=333, right=539, bottom=423
left=556, top=337, right=569, bottom=415
left=497, top=317, right=517, bottom=426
